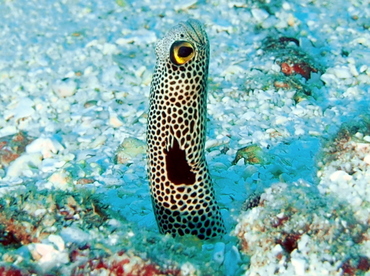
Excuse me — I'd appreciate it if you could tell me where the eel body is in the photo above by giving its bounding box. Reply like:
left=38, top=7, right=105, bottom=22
left=147, top=19, right=225, bottom=240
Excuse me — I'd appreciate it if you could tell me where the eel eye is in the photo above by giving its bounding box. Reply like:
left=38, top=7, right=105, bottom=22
left=170, top=41, right=195, bottom=65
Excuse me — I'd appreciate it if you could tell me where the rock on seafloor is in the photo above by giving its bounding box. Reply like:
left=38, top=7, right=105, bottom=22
left=0, top=0, right=370, bottom=275
left=234, top=182, right=370, bottom=276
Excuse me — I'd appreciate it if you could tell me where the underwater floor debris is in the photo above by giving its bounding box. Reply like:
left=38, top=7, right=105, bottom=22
left=0, top=0, right=369, bottom=275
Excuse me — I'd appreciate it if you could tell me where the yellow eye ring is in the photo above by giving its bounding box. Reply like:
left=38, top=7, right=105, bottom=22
left=170, top=41, right=195, bottom=65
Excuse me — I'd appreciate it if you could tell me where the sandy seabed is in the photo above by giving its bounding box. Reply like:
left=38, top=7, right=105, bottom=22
left=0, top=0, right=369, bottom=275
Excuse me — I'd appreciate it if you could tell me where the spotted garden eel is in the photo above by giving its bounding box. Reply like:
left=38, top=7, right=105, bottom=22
left=147, top=19, right=226, bottom=240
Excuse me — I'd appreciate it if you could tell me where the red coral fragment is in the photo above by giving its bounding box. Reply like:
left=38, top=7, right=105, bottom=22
left=76, top=178, right=95, bottom=185
left=357, top=256, right=370, bottom=271
left=71, top=251, right=182, bottom=276
left=128, top=264, right=161, bottom=276
left=293, top=62, right=318, bottom=80
left=281, top=62, right=318, bottom=80
left=0, top=267, right=23, bottom=276
left=110, top=259, right=129, bottom=275
left=0, top=149, right=20, bottom=167
left=340, top=257, right=370, bottom=276
left=95, top=259, right=109, bottom=270
left=12, top=133, right=26, bottom=142
left=281, top=62, right=294, bottom=75
left=341, top=260, right=356, bottom=276
left=272, top=216, right=289, bottom=228
left=277, top=233, right=301, bottom=254
left=0, top=214, right=39, bottom=246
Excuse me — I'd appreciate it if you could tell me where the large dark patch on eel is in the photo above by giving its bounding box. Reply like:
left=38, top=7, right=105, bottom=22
left=164, top=138, right=195, bottom=185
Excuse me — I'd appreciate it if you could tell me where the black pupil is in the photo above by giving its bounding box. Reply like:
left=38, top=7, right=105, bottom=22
left=178, top=46, right=193, bottom=58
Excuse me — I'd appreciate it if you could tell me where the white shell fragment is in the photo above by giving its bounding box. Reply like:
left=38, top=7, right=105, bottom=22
left=52, top=80, right=77, bottom=98
left=0, top=0, right=369, bottom=275
left=251, top=8, right=270, bottom=23
left=26, top=137, right=64, bottom=159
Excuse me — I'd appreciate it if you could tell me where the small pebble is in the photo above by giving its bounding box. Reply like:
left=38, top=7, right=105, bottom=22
left=291, top=256, right=306, bottom=276
left=251, top=8, right=269, bottom=22
left=6, top=153, right=42, bottom=177
left=0, top=1, right=369, bottom=275
left=363, top=155, right=370, bottom=165
left=47, top=234, right=65, bottom=251
left=48, top=170, right=72, bottom=190
left=329, top=170, right=352, bottom=182
left=52, top=80, right=77, bottom=97
left=26, top=137, right=64, bottom=159
left=332, top=67, right=353, bottom=79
